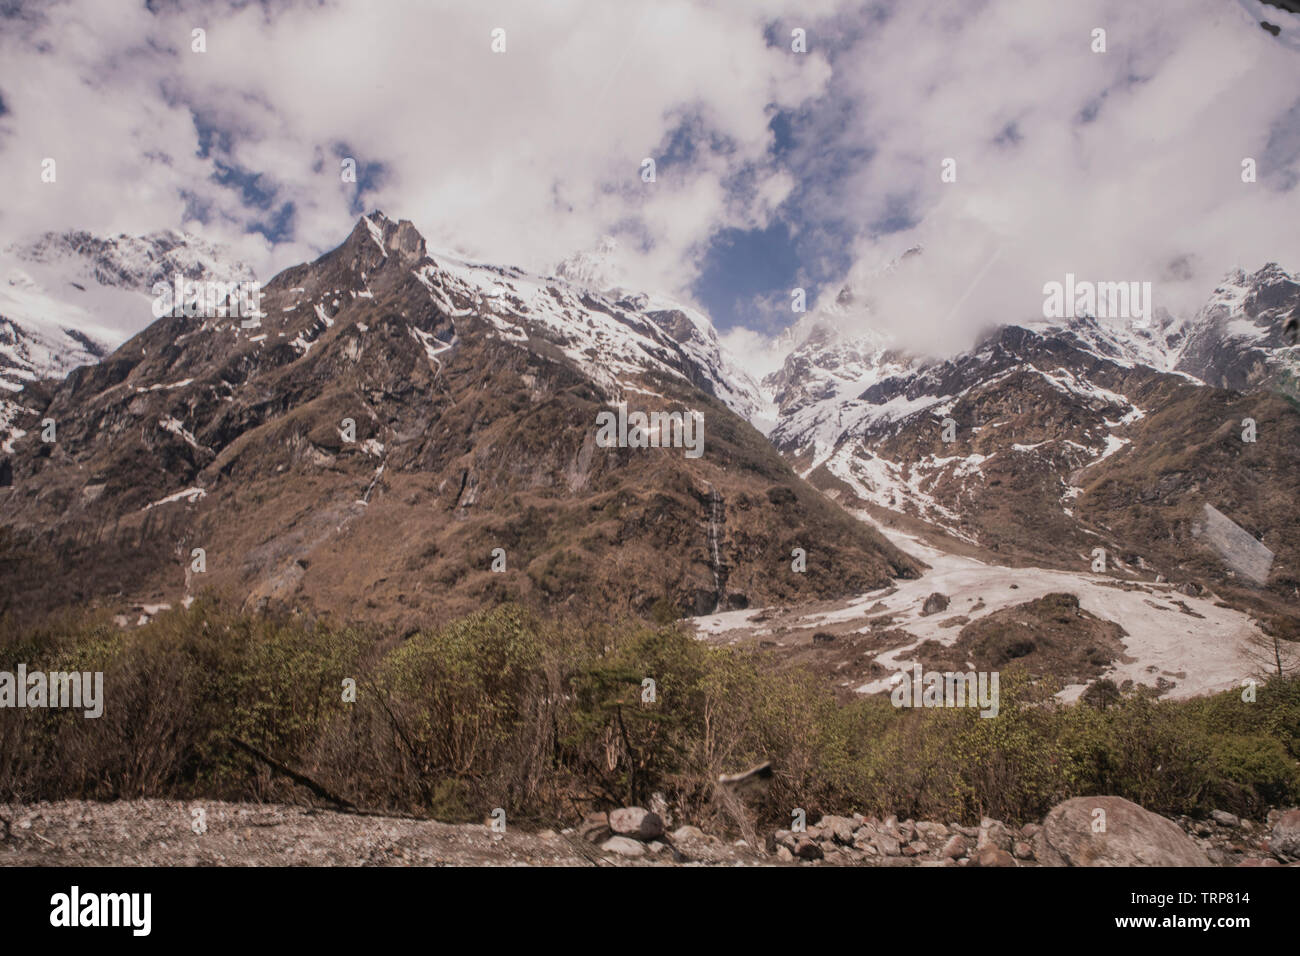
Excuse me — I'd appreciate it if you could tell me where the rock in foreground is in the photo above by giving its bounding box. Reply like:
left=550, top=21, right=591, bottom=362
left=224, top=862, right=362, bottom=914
left=1034, top=796, right=1211, bottom=867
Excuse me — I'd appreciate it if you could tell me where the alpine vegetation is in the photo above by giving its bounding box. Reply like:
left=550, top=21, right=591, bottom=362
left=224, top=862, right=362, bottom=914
left=595, top=402, right=705, bottom=458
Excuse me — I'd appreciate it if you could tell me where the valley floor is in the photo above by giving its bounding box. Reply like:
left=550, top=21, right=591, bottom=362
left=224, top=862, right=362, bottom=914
left=0, top=800, right=759, bottom=867
left=1, top=799, right=1291, bottom=867
left=692, top=514, right=1276, bottom=701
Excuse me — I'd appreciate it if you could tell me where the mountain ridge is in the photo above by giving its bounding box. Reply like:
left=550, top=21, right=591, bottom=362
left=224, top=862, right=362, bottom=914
left=0, top=213, right=919, bottom=630
left=2, top=213, right=1296, bottom=684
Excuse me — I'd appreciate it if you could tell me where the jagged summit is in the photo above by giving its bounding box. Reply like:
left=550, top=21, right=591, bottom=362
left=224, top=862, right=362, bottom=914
left=1, top=213, right=774, bottom=425
left=313, top=213, right=772, bottom=421
left=353, top=211, right=427, bottom=262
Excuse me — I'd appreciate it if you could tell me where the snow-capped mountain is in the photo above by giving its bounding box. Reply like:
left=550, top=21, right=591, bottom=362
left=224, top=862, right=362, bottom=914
left=765, top=264, right=1299, bottom=469
left=1175, top=263, right=1300, bottom=391
left=0, top=212, right=916, bottom=629
left=0, top=212, right=771, bottom=429
left=0, top=229, right=254, bottom=390
left=759, top=263, right=1300, bottom=631
left=766, top=263, right=1300, bottom=463
left=548, top=236, right=771, bottom=426
left=0, top=216, right=773, bottom=460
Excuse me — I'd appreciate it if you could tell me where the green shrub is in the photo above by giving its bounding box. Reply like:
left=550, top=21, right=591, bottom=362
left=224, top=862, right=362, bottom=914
left=1208, top=734, right=1300, bottom=815
left=2, top=601, right=1298, bottom=832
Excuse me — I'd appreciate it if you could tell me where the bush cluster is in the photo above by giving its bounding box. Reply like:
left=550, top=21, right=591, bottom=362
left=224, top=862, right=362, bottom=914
left=2, top=602, right=1296, bottom=828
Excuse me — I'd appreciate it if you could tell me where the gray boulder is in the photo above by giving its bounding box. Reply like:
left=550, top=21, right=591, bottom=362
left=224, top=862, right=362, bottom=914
left=921, top=592, right=950, bottom=616
left=874, top=832, right=902, bottom=857
left=600, top=835, right=647, bottom=857
left=940, top=834, right=968, bottom=859
left=977, top=817, right=1011, bottom=852
left=1034, top=796, right=1210, bottom=866
left=1269, top=809, right=1300, bottom=861
left=609, top=807, right=664, bottom=841
left=915, top=821, right=949, bottom=842
left=817, top=815, right=857, bottom=846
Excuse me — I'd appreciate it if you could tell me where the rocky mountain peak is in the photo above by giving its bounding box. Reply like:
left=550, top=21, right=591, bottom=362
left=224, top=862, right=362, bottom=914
left=1243, top=262, right=1300, bottom=315
left=335, top=212, right=427, bottom=270
left=1169, top=262, right=1300, bottom=391
left=0, top=213, right=916, bottom=629
left=554, top=236, right=619, bottom=290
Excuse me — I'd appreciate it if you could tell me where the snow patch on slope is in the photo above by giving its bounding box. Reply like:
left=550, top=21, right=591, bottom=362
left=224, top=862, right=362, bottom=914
left=408, top=248, right=768, bottom=421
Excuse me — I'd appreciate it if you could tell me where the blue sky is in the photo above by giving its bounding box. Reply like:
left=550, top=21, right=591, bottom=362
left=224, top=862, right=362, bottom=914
left=2, top=0, right=1300, bottom=368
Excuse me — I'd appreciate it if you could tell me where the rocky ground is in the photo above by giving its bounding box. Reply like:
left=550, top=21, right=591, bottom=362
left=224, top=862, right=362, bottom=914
left=1, top=797, right=1297, bottom=867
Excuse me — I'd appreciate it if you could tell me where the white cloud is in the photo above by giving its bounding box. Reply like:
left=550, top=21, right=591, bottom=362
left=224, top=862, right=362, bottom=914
left=789, top=0, right=1300, bottom=355
left=1, top=0, right=1296, bottom=366
left=0, top=0, right=833, bottom=298
left=719, top=324, right=790, bottom=379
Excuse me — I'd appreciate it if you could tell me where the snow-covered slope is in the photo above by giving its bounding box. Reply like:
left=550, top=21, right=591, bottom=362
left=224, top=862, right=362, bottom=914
left=0, top=315, right=107, bottom=394
left=690, top=518, right=1282, bottom=702
left=400, top=224, right=770, bottom=424
left=815, top=343, right=1149, bottom=540
left=764, top=264, right=1300, bottom=480
left=0, top=229, right=254, bottom=389
left=551, top=236, right=773, bottom=426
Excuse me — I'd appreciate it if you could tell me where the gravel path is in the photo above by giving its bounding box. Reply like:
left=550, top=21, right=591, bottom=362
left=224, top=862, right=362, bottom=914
left=0, top=800, right=755, bottom=867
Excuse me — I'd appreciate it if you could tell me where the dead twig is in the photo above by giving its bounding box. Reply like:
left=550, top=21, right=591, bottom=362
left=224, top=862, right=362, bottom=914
left=227, top=737, right=434, bottom=821
left=561, top=833, right=614, bottom=867
left=228, top=737, right=357, bottom=811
